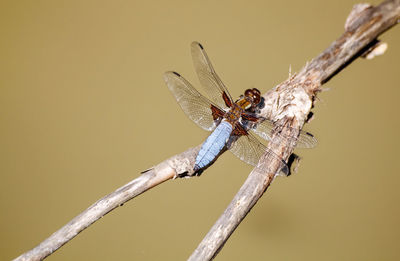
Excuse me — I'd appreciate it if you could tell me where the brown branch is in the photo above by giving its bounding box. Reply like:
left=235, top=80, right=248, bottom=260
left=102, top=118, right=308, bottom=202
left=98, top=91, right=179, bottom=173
left=13, top=0, right=399, bottom=260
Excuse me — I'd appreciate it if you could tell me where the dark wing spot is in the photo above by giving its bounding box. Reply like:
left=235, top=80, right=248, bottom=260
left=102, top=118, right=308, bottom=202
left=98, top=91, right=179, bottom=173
left=140, top=168, right=152, bottom=174
left=198, top=43, right=204, bottom=49
left=232, top=124, right=248, bottom=136
left=172, top=71, right=181, bottom=77
left=241, top=112, right=259, bottom=122
left=305, top=132, right=314, bottom=137
left=210, top=104, right=224, bottom=120
left=222, top=92, right=233, bottom=108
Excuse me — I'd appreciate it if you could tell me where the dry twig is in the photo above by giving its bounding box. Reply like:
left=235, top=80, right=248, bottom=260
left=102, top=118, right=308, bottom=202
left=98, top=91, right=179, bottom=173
left=14, top=0, right=400, bottom=260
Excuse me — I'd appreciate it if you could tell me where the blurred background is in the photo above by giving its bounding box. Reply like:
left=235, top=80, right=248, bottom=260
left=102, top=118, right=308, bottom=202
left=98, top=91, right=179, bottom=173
left=1, top=0, right=399, bottom=260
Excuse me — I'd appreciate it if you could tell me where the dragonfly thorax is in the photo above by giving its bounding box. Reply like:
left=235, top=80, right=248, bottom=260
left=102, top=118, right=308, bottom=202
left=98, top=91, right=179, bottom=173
left=236, top=97, right=252, bottom=110
left=225, top=103, right=243, bottom=125
left=224, top=88, right=262, bottom=127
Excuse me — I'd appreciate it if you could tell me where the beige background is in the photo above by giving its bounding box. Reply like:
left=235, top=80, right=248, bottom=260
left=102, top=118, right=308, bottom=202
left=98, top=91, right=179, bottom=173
left=1, top=0, right=399, bottom=260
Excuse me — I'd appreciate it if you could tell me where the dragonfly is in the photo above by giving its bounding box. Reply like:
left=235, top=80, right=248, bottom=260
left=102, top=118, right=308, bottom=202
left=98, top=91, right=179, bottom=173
left=164, top=42, right=316, bottom=176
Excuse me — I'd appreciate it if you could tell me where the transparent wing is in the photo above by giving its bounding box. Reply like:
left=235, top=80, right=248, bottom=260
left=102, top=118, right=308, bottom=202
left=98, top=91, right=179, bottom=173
left=164, top=71, right=223, bottom=131
left=228, top=132, right=289, bottom=175
left=191, top=41, right=233, bottom=110
left=251, top=119, right=317, bottom=149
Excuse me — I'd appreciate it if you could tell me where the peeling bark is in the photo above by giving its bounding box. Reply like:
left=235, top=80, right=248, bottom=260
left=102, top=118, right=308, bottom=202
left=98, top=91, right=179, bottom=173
left=189, top=1, right=400, bottom=260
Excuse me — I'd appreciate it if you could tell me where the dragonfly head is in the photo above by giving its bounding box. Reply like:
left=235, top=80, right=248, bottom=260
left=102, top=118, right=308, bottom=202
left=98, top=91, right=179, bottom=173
left=244, top=88, right=261, bottom=107
left=235, top=88, right=262, bottom=111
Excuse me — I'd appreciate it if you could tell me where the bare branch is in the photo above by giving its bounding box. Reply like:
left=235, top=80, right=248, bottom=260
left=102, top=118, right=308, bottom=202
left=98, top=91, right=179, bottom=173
left=13, top=0, right=399, bottom=260
left=14, top=146, right=200, bottom=261
left=189, top=0, right=400, bottom=260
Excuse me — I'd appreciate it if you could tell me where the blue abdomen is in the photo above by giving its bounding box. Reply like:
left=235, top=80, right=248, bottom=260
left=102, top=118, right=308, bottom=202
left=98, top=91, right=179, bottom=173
left=194, top=121, right=233, bottom=171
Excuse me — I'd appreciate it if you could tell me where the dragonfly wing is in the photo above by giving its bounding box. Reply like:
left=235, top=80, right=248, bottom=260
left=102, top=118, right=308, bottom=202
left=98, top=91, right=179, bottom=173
left=164, top=71, right=224, bottom=132
left=296, top=131, right=317, bottom=148
left=191, top=42, right=234, bottom=109
left=252, top=119, right=317, bottom=149
left=227, top=132, right=289, bottom=175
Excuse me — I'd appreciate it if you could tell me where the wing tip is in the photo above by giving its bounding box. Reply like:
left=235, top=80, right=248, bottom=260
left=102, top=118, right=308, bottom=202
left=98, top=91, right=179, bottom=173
left=164, top=71, right=181, bottom=78
left=305, top=132, right=318, bottom=148
left=298, top=130, right=318, bottom=148
left=172, top=71, right=181, bottom=77
left=191, top=41, right=204, bottom=50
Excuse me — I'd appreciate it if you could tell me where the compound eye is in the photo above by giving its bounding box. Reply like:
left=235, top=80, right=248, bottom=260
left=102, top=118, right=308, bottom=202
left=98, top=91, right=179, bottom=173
left=244, top=89, right=252, bottom=97
left=252, top=88, right=261, bottom=95
left=253, top=93, right=261, bottom=104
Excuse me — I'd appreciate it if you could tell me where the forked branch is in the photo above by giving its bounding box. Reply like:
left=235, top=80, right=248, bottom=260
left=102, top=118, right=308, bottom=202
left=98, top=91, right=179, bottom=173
left=189, top=1, right=399, bottom=260
left=14, top=0, right=399, bottom=260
